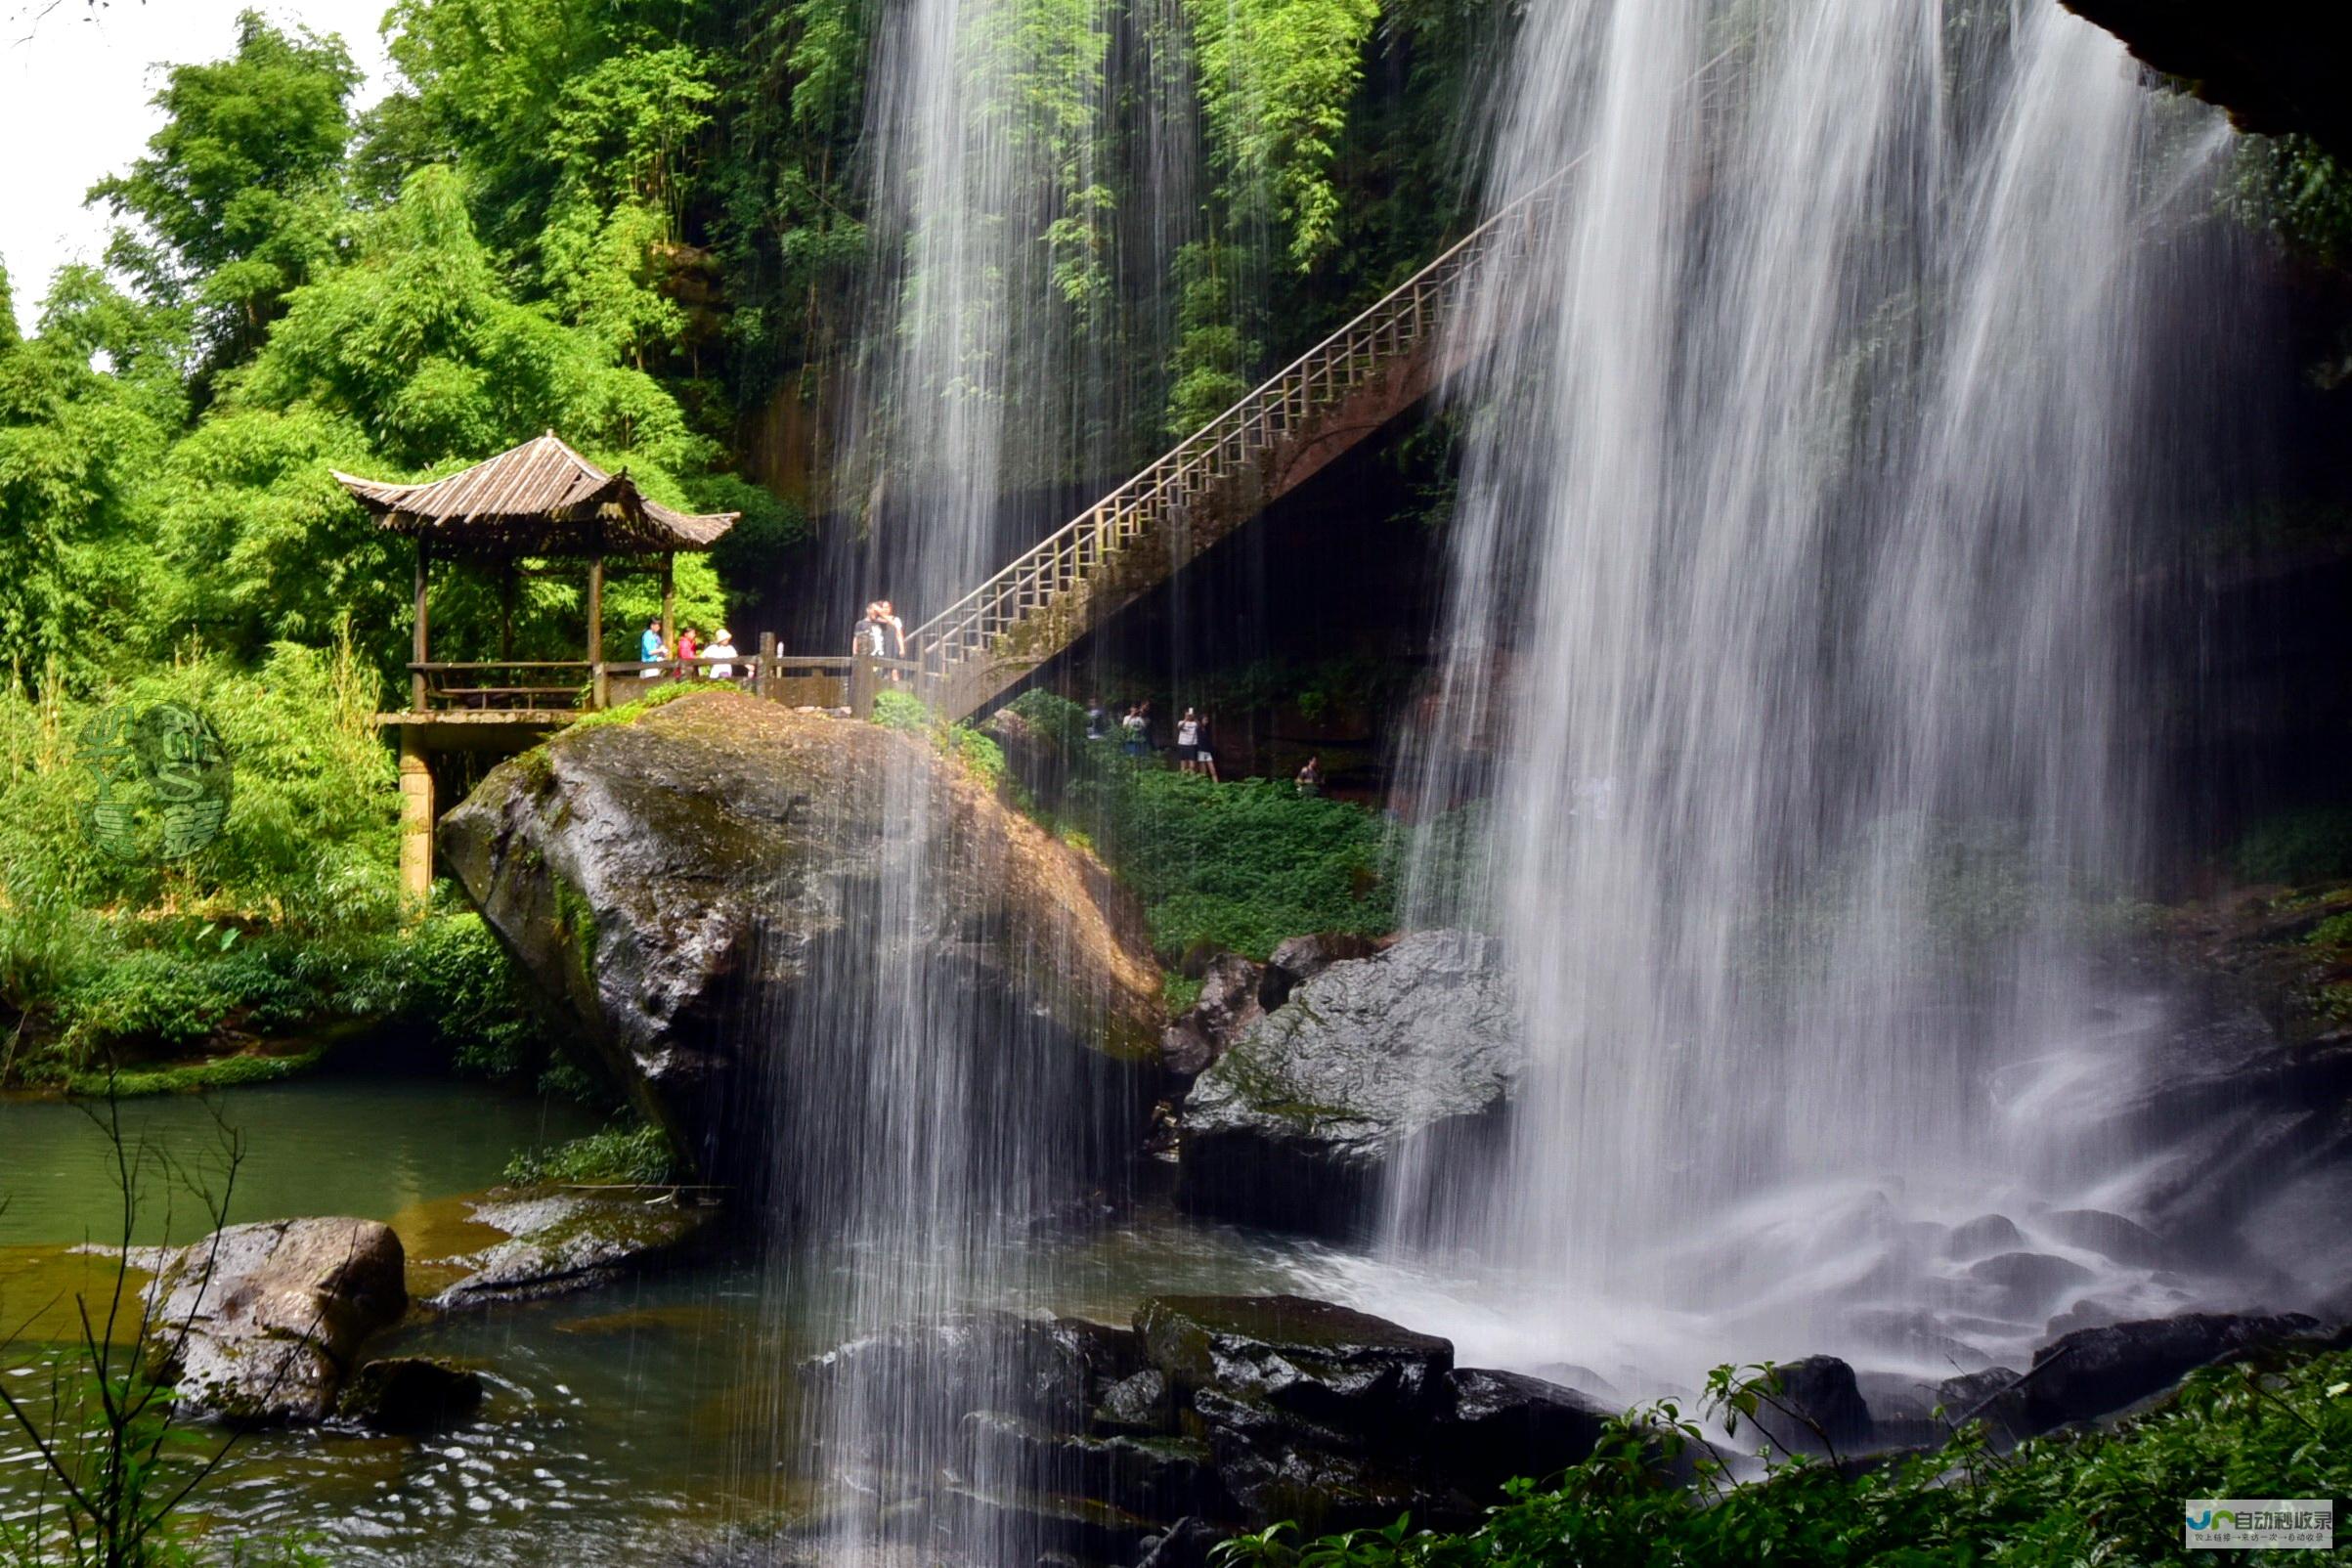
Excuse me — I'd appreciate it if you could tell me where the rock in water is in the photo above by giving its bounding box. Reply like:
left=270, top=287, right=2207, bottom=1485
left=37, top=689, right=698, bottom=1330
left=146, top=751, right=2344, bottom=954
left=148, top=1218, right=406, bottom=1423
left=1178, top=931, right=1518, bottom=1234
left=1160, top=954, right=1265, bottom=1082
left=440, top=691, right=1162, bottom=1176
left=2021, top=1311, right=2328, bottom=1432
left=428, top=1191, right=716, bottom=1310
left=1746, top=1355, right=1873, bottom=1456
left=340, top=1357, right=486, bottom=1432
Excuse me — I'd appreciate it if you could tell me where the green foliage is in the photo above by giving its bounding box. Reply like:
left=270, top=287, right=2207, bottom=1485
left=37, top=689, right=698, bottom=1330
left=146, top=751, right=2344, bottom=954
left=2235, top=806, right=2352, bottom=885
left=0, top=272, right=186, bottom=680
left=1066, top=758, right=1393, bottom=959
left=869, top=688, right=935, bottom=732
left=1213, top=1347, right=2352, bottom=1568
left=1186, top=0, right=1383, bottom=271
left=502, top=1118, right=674, bottom=1186
left=389, top=905, right=555, bottom=1080
left=88, top=11, right=361, bottom=371
left=2232, top=134, right=2352, bottom=272
left=1165, top=240, right=1264, bottom=436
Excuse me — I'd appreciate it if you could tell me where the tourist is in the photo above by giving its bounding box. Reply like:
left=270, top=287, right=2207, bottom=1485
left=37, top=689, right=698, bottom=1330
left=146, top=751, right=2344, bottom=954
left=1085, top=698, right=1109, bottom=742
left=1296, top=755, right=1323, bottom=796
left=1195, top=717, right=1220, bottom=784
left=638, top=618, right=665, bottom=677
left=1121, top=703, right=1150, bottom=758
left=677, top=626, right=700, bottom=674
left=876, top=599, right=907, bottom=657
left=1175, top=708, right=1201, bottom=774
left=852, top=601, right=888, bottom=658
left=706, top=628, right=738, bottom=680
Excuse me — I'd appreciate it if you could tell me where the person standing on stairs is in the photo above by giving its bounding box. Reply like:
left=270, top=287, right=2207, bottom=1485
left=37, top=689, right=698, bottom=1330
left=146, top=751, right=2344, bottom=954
left=1175, top=708, right=1201, bottom=773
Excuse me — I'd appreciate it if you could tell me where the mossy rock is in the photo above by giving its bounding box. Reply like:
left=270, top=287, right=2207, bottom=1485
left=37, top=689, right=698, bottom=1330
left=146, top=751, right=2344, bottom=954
left=439, top=690, right=1162, bottom=1178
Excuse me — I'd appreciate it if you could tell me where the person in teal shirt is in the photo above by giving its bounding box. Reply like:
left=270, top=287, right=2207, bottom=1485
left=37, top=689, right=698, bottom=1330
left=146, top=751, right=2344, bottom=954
left=639, top=619, right=666, bottom=677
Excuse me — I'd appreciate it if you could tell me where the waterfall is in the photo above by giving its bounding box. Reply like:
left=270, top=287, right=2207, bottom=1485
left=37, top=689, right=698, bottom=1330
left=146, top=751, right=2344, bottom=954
left=740, top=0, right=1198, bottom=1558
left=1391, top=0, right=2239, bottom=1375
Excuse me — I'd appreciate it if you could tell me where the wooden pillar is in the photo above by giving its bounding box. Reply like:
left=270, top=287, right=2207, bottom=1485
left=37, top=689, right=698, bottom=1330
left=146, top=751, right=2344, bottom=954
left=411, top=542, right=430, bottom=713
left=660, top=554, right=676, bottom=672
left=757, top=631, right=777, bottom=701
left=849, top=656, right=879, bottom=719
left=398, top=724, right=434, bottom=908
left=499, top=559, right=515, bottom=660
left=586, top=551, right=606, bottom=709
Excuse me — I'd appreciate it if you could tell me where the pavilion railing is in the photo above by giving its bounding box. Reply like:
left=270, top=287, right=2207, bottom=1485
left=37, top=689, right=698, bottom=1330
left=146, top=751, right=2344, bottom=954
left=409, top=662, right=593, bottom=711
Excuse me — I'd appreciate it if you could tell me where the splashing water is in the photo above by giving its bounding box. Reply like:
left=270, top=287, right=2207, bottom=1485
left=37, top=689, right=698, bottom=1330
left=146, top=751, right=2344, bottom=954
left=1386, top=0, right=2243, bottom=1381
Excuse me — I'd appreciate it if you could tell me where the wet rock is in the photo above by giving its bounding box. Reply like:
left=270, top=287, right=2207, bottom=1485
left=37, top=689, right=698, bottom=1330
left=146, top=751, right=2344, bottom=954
left=1256, top=933, right=1383, bottom=1012
left=2041, top=1208, right=2178, bottom=1269
left=798, top=1312, right=1111, bottom=1441
left=2044, top=1297, right=2132, bottom=1335
left=339, top=1356, right=485, bottom=1432
left=1161, top=955, right=1265, bottom=1083
left=1746, top=1356, right=1872, bottom=1456
left=1835, top=1306, right=1994, bottom=1372
left=1942, top=1214, right=2025, bottom=1260
left=442, top=691, right=1161, bottom=1176
left=1936, top=1367, right=2029, bottom=1441
left=1137, top=1295, right=1453, bottom=1430
left=148, top=1218, right=406, bottom=1424
left=2022, top=1311, right=2328, bottom=1431
left=1135, top=1296, right=1457, bottom=1534
left=1969, top=1251, right=2097, bottom=1317
left=1177, top=932, right=1519, bottom=1235
left=1095, top=1370, right=1175, bottom=1436
left=1531, top=1361, right=1626, bottom=1404
left=1430, top=1368, right=1612, bottom=1496
left=964, top=1411, right=1229, bottom=1520
left=430, top=1191, right=716, bottom=1309
left=1132, top=1516, right=1223, bottom=1568
left=938, top=1482, right=1159, bottom=1564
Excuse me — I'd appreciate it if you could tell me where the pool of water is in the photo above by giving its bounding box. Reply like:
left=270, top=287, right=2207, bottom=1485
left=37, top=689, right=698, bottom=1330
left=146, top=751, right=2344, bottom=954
left=0, top=1076, right=1362, bottom=1564
left=0, top=1075, right=602, bottom=1248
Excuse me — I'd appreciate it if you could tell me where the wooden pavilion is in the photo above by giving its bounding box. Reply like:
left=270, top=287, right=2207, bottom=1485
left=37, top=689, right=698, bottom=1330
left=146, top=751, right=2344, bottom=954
left=337, top=431, right=741, bottom=898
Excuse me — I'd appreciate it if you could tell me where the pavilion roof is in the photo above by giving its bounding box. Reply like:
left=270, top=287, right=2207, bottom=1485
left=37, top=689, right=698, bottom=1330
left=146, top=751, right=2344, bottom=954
left=332, top=432, right=738, bottom=555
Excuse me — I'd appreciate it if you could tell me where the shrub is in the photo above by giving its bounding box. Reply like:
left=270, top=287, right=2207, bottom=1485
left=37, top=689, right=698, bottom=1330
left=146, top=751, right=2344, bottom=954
left=2234, top=807, right=2352, bottom=885
left=1212, top=1347, right=2352, bottom=1567
left=869, top=687, right=934, bottom=732
left=503, top=1119, right=675, bottom=1186
left=1067, top=762, right=1394, bottom=959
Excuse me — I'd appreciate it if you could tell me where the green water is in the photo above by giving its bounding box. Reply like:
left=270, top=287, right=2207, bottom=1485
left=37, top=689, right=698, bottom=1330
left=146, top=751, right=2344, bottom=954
left=0, top=1076, right=1352, bottom=1564
left=0, top=1075, right=600, bottom=1248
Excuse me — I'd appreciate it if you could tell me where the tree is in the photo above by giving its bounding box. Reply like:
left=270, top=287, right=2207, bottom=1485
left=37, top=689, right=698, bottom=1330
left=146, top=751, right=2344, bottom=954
left=87, top=12, right=361, bottom=377
left=0, top=268, right=184, bottom=681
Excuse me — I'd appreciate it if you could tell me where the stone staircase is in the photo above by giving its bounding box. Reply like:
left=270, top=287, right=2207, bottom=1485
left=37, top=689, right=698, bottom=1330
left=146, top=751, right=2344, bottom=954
left=909, top=164, right=1576, bottom=722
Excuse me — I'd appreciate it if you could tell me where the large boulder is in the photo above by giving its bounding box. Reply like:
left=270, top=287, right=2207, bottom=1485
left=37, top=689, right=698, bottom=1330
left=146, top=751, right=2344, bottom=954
left=1178, top=932, right=1518, bottom=1235
left=147, top=1218, right=406, bottom=1423
left=441, top=691, right=1162, bottom=1177
left=2020, top=1310, right=2328, bottom=1432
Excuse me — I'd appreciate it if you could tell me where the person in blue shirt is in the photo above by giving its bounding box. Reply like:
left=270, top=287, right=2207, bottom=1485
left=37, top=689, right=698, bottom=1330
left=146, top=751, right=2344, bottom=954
left=639, top=618, right=666, bottom=677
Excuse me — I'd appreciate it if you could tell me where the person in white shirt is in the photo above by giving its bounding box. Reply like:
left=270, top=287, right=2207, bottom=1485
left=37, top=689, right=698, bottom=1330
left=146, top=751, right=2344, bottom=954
left=706, top=629, right=738, bottom=680
left=1175, top=708, right=1201, bottom=773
